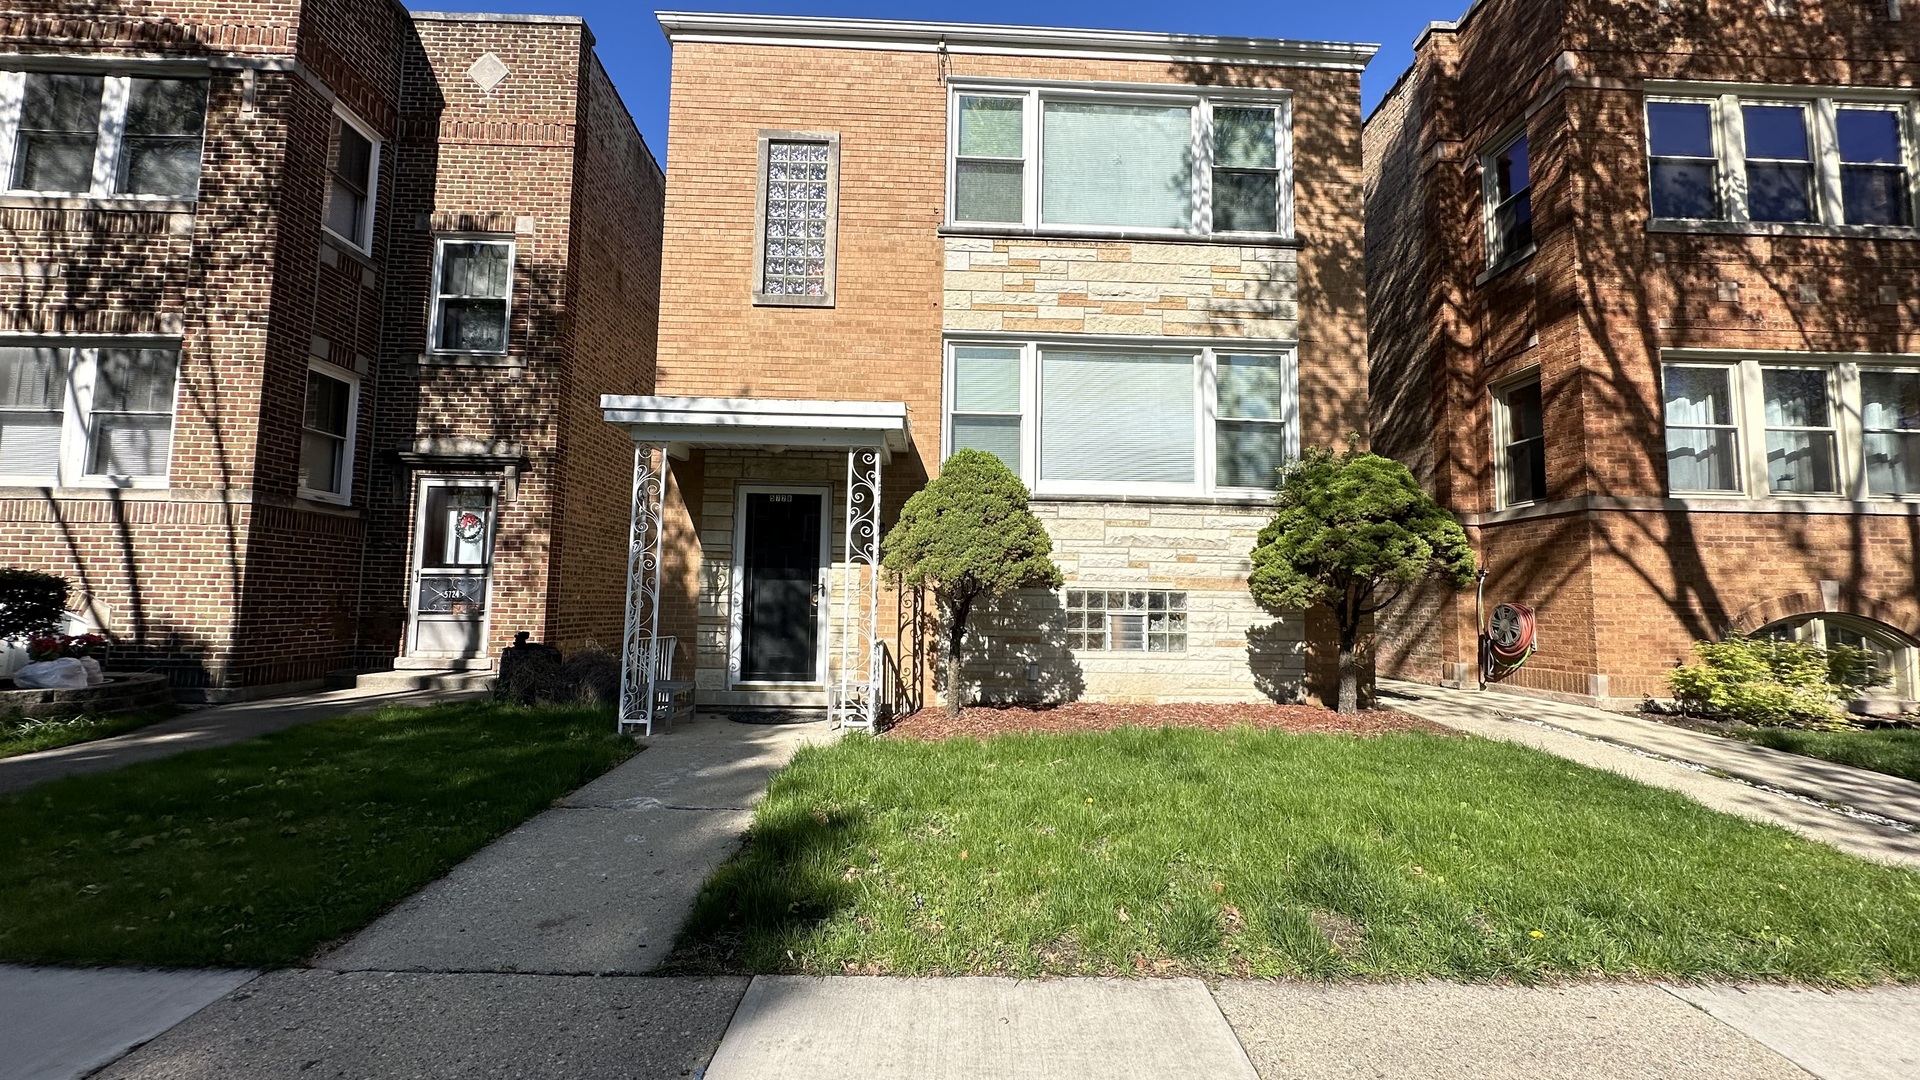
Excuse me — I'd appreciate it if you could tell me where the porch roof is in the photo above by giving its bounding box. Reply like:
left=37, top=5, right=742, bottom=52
left=599, top=395, right=913, bottom=457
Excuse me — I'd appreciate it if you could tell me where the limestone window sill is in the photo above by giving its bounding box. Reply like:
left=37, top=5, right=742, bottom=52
left=939, top=224, right=1304, bottom=249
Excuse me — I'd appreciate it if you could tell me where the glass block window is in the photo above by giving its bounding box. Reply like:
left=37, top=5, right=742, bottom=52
left=1065, top=589, right=1187, bottom=652
left=756, top=136, right=836, bottom=304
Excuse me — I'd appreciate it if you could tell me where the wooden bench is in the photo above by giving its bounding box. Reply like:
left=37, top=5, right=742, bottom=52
left=651, top=635, right=695, bottom=729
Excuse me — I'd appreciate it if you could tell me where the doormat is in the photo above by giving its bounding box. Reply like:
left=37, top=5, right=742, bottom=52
left=724, top=710, right=827, bottom=726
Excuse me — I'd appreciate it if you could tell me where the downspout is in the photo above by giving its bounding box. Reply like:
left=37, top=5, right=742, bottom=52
left=1474, top=565, right=1488, bottom=691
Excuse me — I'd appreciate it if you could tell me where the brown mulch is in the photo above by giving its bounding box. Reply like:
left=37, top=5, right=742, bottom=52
left=884, top=701, right=1455, bottom=740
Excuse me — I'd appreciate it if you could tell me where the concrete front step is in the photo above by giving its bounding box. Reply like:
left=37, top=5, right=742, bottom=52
left=328, top=669, right=495, bottom=694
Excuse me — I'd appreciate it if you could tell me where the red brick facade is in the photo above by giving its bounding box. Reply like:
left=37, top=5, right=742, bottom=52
left=1367, top=0, right=1920, bottom=707
left=0, top=3, right=661, bottom=697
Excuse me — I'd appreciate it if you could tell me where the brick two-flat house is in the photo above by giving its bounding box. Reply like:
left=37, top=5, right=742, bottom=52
left=0, top=2, right=661, bottom=699
left=602, top=13, right=1375, bottom=730
left=1366, top=0, right=1920, bottom=709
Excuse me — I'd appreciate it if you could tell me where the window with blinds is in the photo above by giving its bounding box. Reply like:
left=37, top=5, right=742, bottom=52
left=0, top=70, right=207, bottom=199
left=0, top=342, right=181, bottom=486
left=948, top=86, right=1290, bottom=238
left=945, top=341, right=1296, bottom=496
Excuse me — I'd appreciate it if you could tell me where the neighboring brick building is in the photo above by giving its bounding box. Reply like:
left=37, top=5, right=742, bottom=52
left=603, top=13, right=1374, bottom=728
left=0, top=3, right=661, bottom=698
left=1366, top=0, right=1920, bottom=709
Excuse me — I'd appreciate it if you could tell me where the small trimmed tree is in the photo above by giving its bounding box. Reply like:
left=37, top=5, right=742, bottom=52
left=1249, top=448, right=1476, bottom=713
left=882, top=449, right=1062, bottom=715
left=0, top=568, right=71, bottom=642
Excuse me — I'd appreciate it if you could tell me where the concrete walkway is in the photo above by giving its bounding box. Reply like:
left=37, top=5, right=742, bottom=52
left=0, top=684, right=484, bottom=795
left=1381, top=680, right=1920, bottom=869
left=0, top=966, right=256, bottom=1080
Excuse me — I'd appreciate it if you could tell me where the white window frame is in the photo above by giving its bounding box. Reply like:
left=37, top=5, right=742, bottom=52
left=1480, top=128, right=1534, bottom=269
left=941, top=335, right=1300, bottom=499
left=425, top=235, right=515, bottom=356
left=1661, top=361, right=1746, bottom=495
left=1490, top=370, right=1546, bottom=509
left=322, top=106, right=381, bottom=254
left=0, top=337, right=180, bottom=490
left=297, top=359, right=359, bottom=505
left=0, top=69, right=208, bottom=201
left=1644, top=84, right=1920, bottom=232
left=1660, top=350, right=1920, bottom=502
left=944, top=80, right=1294, bottom=241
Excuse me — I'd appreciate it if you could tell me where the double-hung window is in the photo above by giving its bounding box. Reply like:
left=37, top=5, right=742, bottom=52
left=943, top=340, right=1297, bottom=497
left=300, top=364, right=357, bottom=502
left=0, top=70, right=206, bottom=199
left=0, top=341, right=179, bottom=487
left=1662, top=354, right=1920, bottom=499
left=1493, top=378, right=1546, bottom=506
left=947, top=85, right=1291, bottom=239
left=1645, top=87, right=1920, bottom=229
left=323, top=111, right=379, bottom=250
left=1483, top=132, right=1533, bottom=266
left=429, top=238, right=513, bottom=354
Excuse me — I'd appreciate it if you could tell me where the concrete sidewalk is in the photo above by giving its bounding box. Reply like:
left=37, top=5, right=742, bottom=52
left=0, top=684, right=485, bottom=795
left=1382, top=680, right=1920, bottom=870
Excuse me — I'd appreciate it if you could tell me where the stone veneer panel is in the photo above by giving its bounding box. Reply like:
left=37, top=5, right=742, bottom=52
left=961, top=499, right=1302, bottom=704
left=943, top=238, right=1299, bottom=339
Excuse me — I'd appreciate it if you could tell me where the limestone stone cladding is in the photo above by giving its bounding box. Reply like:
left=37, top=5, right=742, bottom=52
left=0, top=3, right=662, bottom=697
left=1366, top=0, right=1920, bottom=708
left=654, top=15, right=1372, bottom=707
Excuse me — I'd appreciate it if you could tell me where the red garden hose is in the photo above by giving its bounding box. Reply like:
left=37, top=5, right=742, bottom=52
left=1485, top=602, right=1537, bottom=673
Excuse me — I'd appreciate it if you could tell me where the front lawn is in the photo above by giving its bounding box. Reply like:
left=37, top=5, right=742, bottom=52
left=1729, top=726, right=1920, bottom=785
left=1, top=707, right=176, bottom=759
left=671, top=727, right=1920, bottom=983
left=0, top=700, right=634, bottom=968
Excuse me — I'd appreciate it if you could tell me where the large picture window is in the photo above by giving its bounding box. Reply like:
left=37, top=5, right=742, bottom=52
left=429, top=238, right=513, bottom=354
left=0, top=70, right=206, bottom=199
left=1645, top=88, right=1919, bottom=229
left=948, top=85, right=1291, bottom=238
left=0, top=341, right=180, bottom=487
left=944, top=339, right=1297, bottom=497
left=1662, top=354, right=1920, bottom=500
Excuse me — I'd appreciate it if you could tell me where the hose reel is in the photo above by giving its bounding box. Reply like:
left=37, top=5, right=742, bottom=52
left=1483, top=601, right=1537, bottom=677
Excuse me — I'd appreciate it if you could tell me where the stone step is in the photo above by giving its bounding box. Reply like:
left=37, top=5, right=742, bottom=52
left=328, top=668, right=496, bottom=693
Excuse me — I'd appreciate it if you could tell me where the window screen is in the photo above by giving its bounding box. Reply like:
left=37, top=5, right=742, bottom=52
left=1040, top=350, right=1194, bottom=483
left=1215, top=353, right=1288, bottom=489
left=1041, top=101, right=1192, bottom=229
left=1862, top=370, right=1920, bottom=496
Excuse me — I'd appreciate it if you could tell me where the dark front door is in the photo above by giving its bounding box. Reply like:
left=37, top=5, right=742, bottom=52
left=740, top=491, right=824, bottom=682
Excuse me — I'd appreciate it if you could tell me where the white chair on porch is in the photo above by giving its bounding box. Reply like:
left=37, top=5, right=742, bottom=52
left=651, top=636, right=695, bottom=728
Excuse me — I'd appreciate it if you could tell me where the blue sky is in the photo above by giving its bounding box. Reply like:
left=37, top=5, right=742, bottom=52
left=409, top=1, right=1458, bottom=158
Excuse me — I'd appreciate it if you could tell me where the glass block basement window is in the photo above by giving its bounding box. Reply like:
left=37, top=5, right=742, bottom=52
left=762, top=141, right=830, bottom=296
left=1066, top=590, right=1187, bottom=652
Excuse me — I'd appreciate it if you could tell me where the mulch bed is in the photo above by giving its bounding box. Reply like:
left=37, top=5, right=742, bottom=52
left=884, top=701, right=1455, bottom=740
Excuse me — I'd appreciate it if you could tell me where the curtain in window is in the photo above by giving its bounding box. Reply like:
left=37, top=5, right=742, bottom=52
left=950, top=346, right=1021, bottom=472
left=87, top=348, right=177, bottom=478
left=1863, top=370, right=1920, bottom=496
left=1663, top=366, right=1739, bottom=492
left=15, top=73, right=103, bottom=194
left=1762, top=368, right=1836, bottom=494
left=1041, top=350, right=1193, bottom=483
left=0, top=347, right=64, bottom=477
left=122, top=79, right=205, bottom=198
left=1041, top=101, right=1192, bottom=229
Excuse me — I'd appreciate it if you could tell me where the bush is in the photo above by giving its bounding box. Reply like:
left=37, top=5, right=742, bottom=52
left=494, top=641, right=621, bottom=708
left=0, top=569, right=70, bottom=641
left=1667, top=635, right=1860, bottom=727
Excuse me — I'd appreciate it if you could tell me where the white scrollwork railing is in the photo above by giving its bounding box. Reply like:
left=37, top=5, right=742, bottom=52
left=618, top=443, right=666, bottom=734
left=835, top=447, right=882, bottom=730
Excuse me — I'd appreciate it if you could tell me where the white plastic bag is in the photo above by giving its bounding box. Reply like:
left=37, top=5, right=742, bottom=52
left=13, top=658, right=89, bottom=690
left=79, top=656, right=105, bottom=685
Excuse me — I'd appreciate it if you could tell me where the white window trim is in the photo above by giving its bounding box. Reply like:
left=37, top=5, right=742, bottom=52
left=0, top=337, right=180, bottom=490
left=322, top=106, right=381, bottom=254
left=1661, top=349, right=1920, bottom=503
left=941, top=335, right=1300, bottom=499
left=1490, top=369, right=1545, bottom=510
left=297, top=358, right=359, bottom=505
left=0, top=69, right=207, bottom=201
left=1480, top=127, right=1534, bottom=270
left=944, top=81, right=1294, bottom=241
left=1644, top=86, right=1920, bottom=233
left=425, top=235, right=515, bottom=356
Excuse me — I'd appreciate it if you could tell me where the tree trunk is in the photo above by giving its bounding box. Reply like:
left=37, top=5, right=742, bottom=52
left=1335, top=588, right=1361, bottom=714
left=945, top=596, right=973, bottom=716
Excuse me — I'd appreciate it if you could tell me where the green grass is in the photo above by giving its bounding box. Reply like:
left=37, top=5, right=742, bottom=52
left=0, top=700, right=634, bottom=968
left=671, top=728, right=1920, bottom=984
left=0, top=707, right=177, bottom=759
left=1729, top=727, right=1920, bottom=785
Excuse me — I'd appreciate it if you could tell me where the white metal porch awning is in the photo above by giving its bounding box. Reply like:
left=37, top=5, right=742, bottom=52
left=599, top=395, right=912, bottom=458
left=600, top=396, right=912, bottom=737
